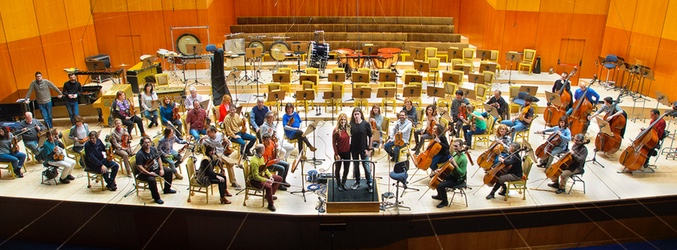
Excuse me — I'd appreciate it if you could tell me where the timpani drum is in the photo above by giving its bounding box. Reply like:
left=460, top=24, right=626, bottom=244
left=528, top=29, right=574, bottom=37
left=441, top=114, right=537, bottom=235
left=347, top=53, right=365, bottom=69
left=378, top=48, right=402, bottom=65
left=335, top=48, right=354, bottom=66
left=374, top=53, right=394, bottom=69
left=269, top=41, right=290, bottom=62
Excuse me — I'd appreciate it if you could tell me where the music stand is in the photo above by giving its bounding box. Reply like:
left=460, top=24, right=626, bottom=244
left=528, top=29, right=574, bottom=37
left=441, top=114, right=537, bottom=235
left=377, top=87, right=397, bottom=114
left=351, top=87, right=372, bottom=109
left=483, top=103, right=500, bottom=119
left=186, top=43, right=204, bottom=86
left=226, top=71, right=243, bottom=103
left=410, top=47, right=424, bottom=62
left=404, top=74, right=422, bottom=85
left=655, top=91, right=671, bottom=110
left=323, top=90, right=342, bottom=119
left=448, top=47, right=463, bottom=59
left=273, top=72, right=291, bottom=84
left=476, top=50, right=491, bottom=61
left=402, top=85, right=422, bottom=102
left=328, top=72, right=346, bottom=83
left=468, top=73, right=485, bottom=85
left=266, top=90, right=286, bottom=113
left=292, top=42, right=309, bottom=74
left=414, top=60, right=430, bottom=84
left=452, top=64, right=471, bottom=75
left=248, top=47, right=265, bottom=97
left=351, top=72, right=369, bottom=83
left=427, top=86, right=445, bottom=103
left=85, top=60, right=106, bottom=84
left=459, top=88, right=476, bottom=100
left=519, top=85, right=538, bottom=97
left=379, top=72, right=396, bottom=82
left=587, top=117, right=613, bottom=168
left=505, top=51, right=522, bottom=85
left=479, top=62, right=497, bottom=73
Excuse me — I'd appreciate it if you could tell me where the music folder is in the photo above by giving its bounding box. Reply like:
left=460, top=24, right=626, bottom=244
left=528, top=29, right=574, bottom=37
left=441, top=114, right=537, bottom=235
left=459, top=87, right=476, bottom=100
left=483, top=103, right=500, bottom=119
left=413, top=60, right=430, bottom=73
left=596, top=117, right=613, bottom=136
left=544, top=91, right=562, bottom=107
left=468, top=73, right=485, bottom=85
left=376, top=87, right=397, bottom=99
left=351, top=87, right=372, bottom=100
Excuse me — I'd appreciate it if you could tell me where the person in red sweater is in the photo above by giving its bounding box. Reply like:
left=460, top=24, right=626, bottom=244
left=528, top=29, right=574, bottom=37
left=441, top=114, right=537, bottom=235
left=332, top=113, right=351, bottom=191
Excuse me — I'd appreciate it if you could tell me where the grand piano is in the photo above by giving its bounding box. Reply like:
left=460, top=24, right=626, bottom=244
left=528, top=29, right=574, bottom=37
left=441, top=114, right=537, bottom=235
left=0, top=85, right=103, bottom=122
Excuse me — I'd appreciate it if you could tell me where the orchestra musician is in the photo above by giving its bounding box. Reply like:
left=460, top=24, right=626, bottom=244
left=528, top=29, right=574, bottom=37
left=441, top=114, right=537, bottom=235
left=349, top=107, right=373, bottom=193
left=187, top=100, right=209, bottom=141
left=401, top=98, right=418, bottom=126
left=501, top=95, right=535, bottom=140
left=548, top=134, right=588, bottom=194
left=412, top=105, right=437, bottom=154
left=84, top=131, right=119, bottom=191
left=201, top=125, right=243, bottom=190
left=642, top=109, right=666, bottom=167
left=160, top=96, right=183, bottom=135
left=0, top=127, right=26, bottom=178
left=450, top=90, right=471, bottom=137
left=431, top=139, right=467, bottom=208
left=427, top=124, right=451, bottom=171
left=588, top=96, right=627, bottom=137
left=135, top=136, right=176, bottom=204
left=486, top=142, right=523, bottom=199
left=552, top=71, right=573, bottom=110
left=112, top=91, right=147, bottom=137
left=68, top=115, right=89, bottom=154
left=333, top=113, right=351, bottom=191
left=486, top=90, right=509, bottom=120
left=249, top=145, right=282, bottom=212
left=250, top=98, right=270, bottom=142
left=223, top=105, right=256, bottom=158
left=110, top=118, right=134, bottom=177
left=24, top=71, right=63, bottom=128
left=62, top=73, right=82, bottom=125
left=261, top=134, right=290, bottom=191
left=368, top=105, right=384, bottom=148
left=43, top=129, right=76, bottom=184
left=260, top=111, right=294, bottom=160
left=282, top=103, right=317, bottom=159
left=184, top=86, right=203, bottom=111
left=460, top=104, right=487, bottom=148
left=535, top=116, right=572, bottom=168
left=199, top=144, right=232, bottom=204
left=384, top=111, right=413, bottom=162
left=140, top=82, right=159, bottom=128
left=18, top=112, right=47, bottom=159
left=566, top=82, right=600, bottom=116
left=157, top=128, right=188, bottom=180
left=492, top=124, right=512, bottom=164
left=217, top=95, right=233, bottom=123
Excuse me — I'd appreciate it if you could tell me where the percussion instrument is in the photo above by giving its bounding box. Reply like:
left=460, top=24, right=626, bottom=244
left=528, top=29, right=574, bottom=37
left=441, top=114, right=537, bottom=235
left=378, top=48, right=401, bottom=65
left=248, top=35, right=266, bottom=51
left=308, top=41, right=330, bottom=69
left=347, top=53, right=366, bottom=69
left=373, top=53, right=395, bottom=69
left=335, top=48, right=354, bottom=67
left=269, top=41, right=290, bottom=62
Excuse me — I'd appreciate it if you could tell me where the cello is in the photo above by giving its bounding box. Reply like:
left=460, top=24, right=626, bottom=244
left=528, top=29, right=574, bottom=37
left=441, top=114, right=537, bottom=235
left=429, top=155, right=458, bottom=189
left=594, top=92, right=626, bottom=154
left=476, top=141, right=506, bottom=170
left=619, top=110, right=675, bottom=171
left=568, top=76, right=597, bottom=137
left=546, top=139, right=589, bottom=179
left=412, top=140, right=442, bottom=171
left=483, top=148, right=527, bottom=186
left=544, top=67, right=577, bottom=127
left=535, top=132, right=563, bottom=159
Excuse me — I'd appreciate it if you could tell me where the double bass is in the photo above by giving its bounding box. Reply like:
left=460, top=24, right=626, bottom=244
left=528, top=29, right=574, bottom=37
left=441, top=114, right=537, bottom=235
left=544, top=67, right=577, bottom=127
left=476, top=141, right=506, bottom=170
left=594, top=92, right=626, bottom=154
left=619, top=110, right=675, bottom=171
left=429, top=155, right=458, bottom=189
left=568, top=76, right=597, bottom=136
left=546, top=139, right=589, bottom=179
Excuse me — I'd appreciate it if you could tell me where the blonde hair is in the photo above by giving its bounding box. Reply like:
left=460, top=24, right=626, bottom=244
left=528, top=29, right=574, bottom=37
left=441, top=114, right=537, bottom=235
left=495, top=124, right=509, bottom=137
left=335, top=113, right=350, bottom=136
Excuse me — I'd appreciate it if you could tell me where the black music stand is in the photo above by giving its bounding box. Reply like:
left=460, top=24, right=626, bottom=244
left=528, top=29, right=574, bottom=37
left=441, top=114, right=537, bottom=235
left=587, top=117, right=612, bottom=168
left=377, top=87, right=397, bottom=115
left=186, top=43, right=204, bottom=86
left=85, top=61, right=106, bottom=84
left=292, top=42, right=309, bottom=74
left=351, top=87, right=372, bottom=110
left=227, top=71, right=243, bottom=103
left=505, top=51, right=522, bottom=85
left=323, top=90, right=342, bottom=122
left=246, top=47, right=265, bottom=97
left=266, top=90, right=286, bottom=113
left=468, top=73, right=485, bottom=85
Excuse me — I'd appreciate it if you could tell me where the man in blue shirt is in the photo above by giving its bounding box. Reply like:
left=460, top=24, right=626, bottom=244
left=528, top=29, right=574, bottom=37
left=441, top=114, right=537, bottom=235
left=567, top=81, right=599, bottom=115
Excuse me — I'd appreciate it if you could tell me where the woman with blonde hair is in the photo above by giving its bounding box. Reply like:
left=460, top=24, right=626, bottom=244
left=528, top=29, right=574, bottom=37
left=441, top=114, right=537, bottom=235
left=332, top=113, right=351, bottom=191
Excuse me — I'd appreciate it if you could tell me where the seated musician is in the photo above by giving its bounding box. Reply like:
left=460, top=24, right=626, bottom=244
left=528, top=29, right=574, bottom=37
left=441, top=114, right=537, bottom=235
left=158, top=127, right=188, bottom=180
left=333, top=113, right=351, bottom=191
left=223, top=105, right=256, bottom=158
left=201, top=125, right=242, bottom=190
left=18, top=111, right=47, bottom=159
left=431, top=139, right=468, bottom=208
left=186, top=100, right=208, bottom=141
left=384, top=111, right=413, bottom=162
left=349, top=107, right=373, bottom=193
left=492, top=124, right=512, bottom=165
left=427, top=124, right=451, bottom=171
left=282, top=103, right=317, bottom=160
left=261, top=134, right=290, bottom=191
left=112, top=91, right=147, bottom=137
left=535, top=116, right=571, bottom=168
left=184, top=86, right=203, bottom=111
left=260, top=111, right=294, bottom=160
left=486, top=90, right=509, bottom=120
left=369, top=105, right=384, bottom=148
left=0, top=127, right=27, bottom=178
left=249, top=145, right=282, bottom=212
left=588, top=96, right=627, bottom=137
left=412, top=105, right=437, bottom=154
left=500, top=95, right=535, bottom=140
left=486, top=142, right=523, bottom=199
left=84, top=131, right=119, bottom=191
left=200, top=144, right=232, bottom=204
left=642, top=109, right=667, bottom=167
left=566, top=82, right=600, bottom=116
left=160, top=96, right=183, bottom=136
left=140, top=83, right=159, bottom=128
left=68, top=116, right=89, bottom=153
left=250, top=98, right=270, bottom=141
left=461, top=104, right=487, bottom=148
left=135, top=136, right=176, bottom=204
left=400, top=98, right=418, bottom=126
left=217, top=95, right=232, bottom=123
left=111, top=118, right=134, bottom=177
left=548, top=134, right=588, bottom=194
left=450, top=90, right=471, bottom=137
left=43, top=129, right=76, bottom=184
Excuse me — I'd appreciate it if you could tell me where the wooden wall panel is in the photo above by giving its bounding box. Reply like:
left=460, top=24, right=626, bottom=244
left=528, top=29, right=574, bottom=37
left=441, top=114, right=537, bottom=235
left=0, top=43, right=18, bottom=101
left=232, top=0, right=460, bottom=18
left=0, top=0, right=40, bottom=41
left=207, top=0, right=235, bottom=42
left=7, top=37, right=48, bottom=90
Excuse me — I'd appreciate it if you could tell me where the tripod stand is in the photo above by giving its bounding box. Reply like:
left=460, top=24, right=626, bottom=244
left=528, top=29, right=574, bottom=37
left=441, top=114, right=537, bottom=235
left=227, top=70, right=244, bottom=104
left=505, top=51, right=521, bottom=85
left=290, top=156, right=308, bottom=202
left=246, top=47, right=265, bottom=98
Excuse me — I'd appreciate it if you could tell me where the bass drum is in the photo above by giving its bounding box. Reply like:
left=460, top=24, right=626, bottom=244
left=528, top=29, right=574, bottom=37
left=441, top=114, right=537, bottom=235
left=307, top=42, right=330, bottom=69
left=269, top=41, right=290, bottom=62
left=248, top=40, right=265, bottom=51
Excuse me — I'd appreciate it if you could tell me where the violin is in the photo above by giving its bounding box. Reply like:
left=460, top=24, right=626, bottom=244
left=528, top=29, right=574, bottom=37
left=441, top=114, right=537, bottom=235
left=594, top=92, right=626, bottom=154
left=535, top=132, right=563, bottom=159
left=619, top=110, right=675, bottom=171
left=106, top=141, right=114, bottom=161
left=412, top=140, right=442, bottom=171
left=426, top=118, right=437, bottom=136
left=221, top=138, right=234, bottom=156
left=287, top=116, right=295, bottom=127
left=568, top=76, right=597, bottom=136
left=10, top=135, right=20, bottom=154
left=172, top=102, right=181, bottom=121
left=127, top=98, right=136, bottom=117
left=483, top=148, right=526, bottom=186
left=517, top=105, right=531, bottom=122
left=240, top=116, right=247, bottom=134
left=458, top=104, right=468, bottom=121
left=393, top=121, right=406, bottom=147
left=476, top=141, right=506, bottom=170
left=121, top=133, right=131, bottom=149
left=544, top=67, right=577, bottom=127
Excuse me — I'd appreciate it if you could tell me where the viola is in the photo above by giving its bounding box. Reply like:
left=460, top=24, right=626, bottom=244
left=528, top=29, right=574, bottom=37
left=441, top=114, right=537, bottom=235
left=476, top=141, right=506, bottom=170
left=619, top=110, right=675, bottom=171
left=544, top=67, right=577, bottom=127
left=106, top=141, right=114, bottom=161
left=172, top=102, right=181, bottom=121
left=568, top=76, right=597, bottom=136
left=127, top=98, right=136, bottom=117
left=394, top=132, right=405, bottom=147
left=121, top=133, right=131, bottom=149
left=240, top=116, right=247, bottom=134
left=10, top=135, right=20, bottom=154
left=412, top=140, right=442, bottom=171
left=535, top=132, right=563, bottom=159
